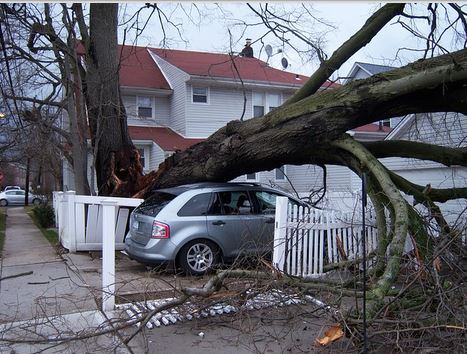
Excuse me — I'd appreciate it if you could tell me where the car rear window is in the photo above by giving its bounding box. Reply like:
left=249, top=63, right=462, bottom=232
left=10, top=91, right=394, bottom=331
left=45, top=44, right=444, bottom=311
left=136, top=192, right=176, bottom=217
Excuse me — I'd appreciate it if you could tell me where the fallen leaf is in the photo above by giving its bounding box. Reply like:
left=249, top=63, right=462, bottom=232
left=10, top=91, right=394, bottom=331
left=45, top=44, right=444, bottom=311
left=315, top=324, right=344, bottom=346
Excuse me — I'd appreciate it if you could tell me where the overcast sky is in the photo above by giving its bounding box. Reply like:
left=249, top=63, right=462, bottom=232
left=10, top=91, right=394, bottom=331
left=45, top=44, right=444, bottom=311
left=118, top=2, right=460, bottom=80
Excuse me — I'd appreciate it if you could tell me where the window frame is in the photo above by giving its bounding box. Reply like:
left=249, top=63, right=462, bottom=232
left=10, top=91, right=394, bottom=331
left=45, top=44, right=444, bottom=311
left=274, top=165, right=287, bottom=181
left=137, top=95, right=153, bottom=119
left=245, top=172, right=258, bottom=182
left=192, top=86, right=209, bottom=104
left=135, top=145, right=150, bottom=172
left=251, top=92, right=282, bottom=118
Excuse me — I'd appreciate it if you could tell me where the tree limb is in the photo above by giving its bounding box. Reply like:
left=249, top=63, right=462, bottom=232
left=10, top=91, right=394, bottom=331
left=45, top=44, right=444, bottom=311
left=364, top=140, right=467, bottom=167
left=285, top=3, right=405, bottom=104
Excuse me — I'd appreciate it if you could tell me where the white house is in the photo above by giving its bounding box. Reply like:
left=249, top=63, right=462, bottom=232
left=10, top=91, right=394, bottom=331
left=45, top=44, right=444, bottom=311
left=63, top=44, right=385, bottom=194
left=320, top=62, right=467, bottom=220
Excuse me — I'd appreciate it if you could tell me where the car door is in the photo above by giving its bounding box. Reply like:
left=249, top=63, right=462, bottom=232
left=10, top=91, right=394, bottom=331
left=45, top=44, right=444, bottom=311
left=206, top=190, right=264, bottom=258
left=249, top=190, right=281, bottom=253
left=12, top=190, right=25, bottom=205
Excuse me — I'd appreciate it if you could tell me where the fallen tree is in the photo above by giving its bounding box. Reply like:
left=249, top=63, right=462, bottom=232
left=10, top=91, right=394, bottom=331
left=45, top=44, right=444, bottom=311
left=110, top=6, right=467, bottom=344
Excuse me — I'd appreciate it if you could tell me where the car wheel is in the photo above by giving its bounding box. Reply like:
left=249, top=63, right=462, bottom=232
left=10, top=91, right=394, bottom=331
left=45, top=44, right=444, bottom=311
left=32, top=198, right=41, bottom=205
left=0, top=199, right=8, bottom=207
left=178, top=239, right=220, bottom=276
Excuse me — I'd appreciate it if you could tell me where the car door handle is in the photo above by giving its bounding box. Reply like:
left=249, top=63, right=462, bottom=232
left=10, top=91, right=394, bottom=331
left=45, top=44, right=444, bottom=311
left=212, top=220, right=226, bottom=226
left=265, top=218, right=275, bottom=224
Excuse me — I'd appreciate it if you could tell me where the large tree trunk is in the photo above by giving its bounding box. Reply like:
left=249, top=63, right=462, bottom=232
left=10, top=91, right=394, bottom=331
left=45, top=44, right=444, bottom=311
left=132, top=49, right=467, bottom=198
left=83, top=3, right=142, bottom=196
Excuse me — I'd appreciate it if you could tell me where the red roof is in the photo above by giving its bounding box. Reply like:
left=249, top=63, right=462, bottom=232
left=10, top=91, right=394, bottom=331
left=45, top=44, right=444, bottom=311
left=150, top=47, right=310, bottom=87
left=119, top=46, right=170, bottom=90
left=128, top=126, right=204, bottom=151
left=352, top=123, right=392, bottom=133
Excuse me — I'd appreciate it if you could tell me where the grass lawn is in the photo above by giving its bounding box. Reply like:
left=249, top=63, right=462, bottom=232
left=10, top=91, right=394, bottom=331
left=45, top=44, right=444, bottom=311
left=25, top=205, right=59, bottom=247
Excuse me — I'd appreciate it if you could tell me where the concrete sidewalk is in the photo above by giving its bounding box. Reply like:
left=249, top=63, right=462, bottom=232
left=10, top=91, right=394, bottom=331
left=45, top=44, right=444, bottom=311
left=0, top=207, right=145, bottom=353
left=0, top=207, right=96, bottom=323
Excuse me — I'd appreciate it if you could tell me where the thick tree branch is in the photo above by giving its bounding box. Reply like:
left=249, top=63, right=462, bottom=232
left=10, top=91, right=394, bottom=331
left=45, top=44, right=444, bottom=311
left=389, top=171, right=467, bottom=203
left=364, top=140, right=467, bottom=167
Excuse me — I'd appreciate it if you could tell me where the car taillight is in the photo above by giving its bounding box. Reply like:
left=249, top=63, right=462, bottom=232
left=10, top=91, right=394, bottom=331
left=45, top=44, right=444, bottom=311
left=151, top=221, right=170, bottom=239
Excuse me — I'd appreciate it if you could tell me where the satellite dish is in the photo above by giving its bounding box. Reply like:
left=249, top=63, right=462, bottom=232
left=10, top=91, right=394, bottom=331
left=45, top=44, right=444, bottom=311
left=281, top=57, right=288, bottom=69
left=265, top=44, right=273, bottom=58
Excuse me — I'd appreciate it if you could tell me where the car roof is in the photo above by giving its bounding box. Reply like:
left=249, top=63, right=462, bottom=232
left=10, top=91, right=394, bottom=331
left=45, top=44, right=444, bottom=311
left=153, top=182, right=296, bottom=198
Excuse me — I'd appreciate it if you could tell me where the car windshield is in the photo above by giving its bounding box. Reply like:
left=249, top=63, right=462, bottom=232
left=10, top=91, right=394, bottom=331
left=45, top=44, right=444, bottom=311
left=136, top=192, right=176, bottom=216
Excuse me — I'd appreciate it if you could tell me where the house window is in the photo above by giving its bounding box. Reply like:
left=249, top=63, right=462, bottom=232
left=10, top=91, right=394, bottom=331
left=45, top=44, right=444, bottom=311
left=275, top=165, right=286, bottom=181
left=137, top=148, right=146, bottom=170
left=381, top=119, right=391, bottom=127
left=252, top=92, right=282, bottom=118
left=268, top=93, right=281, bottom=112
left=137, top=96, right=153, bottom=118
left=192, top=87, right=208, bottom=103
left=253, top=92, right=265, bottom=118
left=245, top=173, right=258, bottom=181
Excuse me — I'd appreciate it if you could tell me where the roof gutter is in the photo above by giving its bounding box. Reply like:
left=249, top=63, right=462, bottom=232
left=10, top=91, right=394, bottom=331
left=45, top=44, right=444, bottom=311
left=187, top=75, right=304, bottom=91
left=120, top=86, right=173, bottom=96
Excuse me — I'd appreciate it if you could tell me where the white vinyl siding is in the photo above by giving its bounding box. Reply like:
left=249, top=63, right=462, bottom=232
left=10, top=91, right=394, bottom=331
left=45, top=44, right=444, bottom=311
left=186, top=86, right=252, bottom=137
left=151, top=53, right=190, bottom=135
left=123, top=95, right=170, bottom=127
left=122, top=95, right=137, bottom=117
left=153, top=96, right=170, bottom=126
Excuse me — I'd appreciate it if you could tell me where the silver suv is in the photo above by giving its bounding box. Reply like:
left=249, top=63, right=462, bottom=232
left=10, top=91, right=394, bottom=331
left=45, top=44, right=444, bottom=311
left=125, top=182, right=303, bottom=275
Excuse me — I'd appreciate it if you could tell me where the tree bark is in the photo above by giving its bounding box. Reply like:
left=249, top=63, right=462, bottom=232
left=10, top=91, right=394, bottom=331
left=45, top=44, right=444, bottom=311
left=83, top=3, right=142, bottom=195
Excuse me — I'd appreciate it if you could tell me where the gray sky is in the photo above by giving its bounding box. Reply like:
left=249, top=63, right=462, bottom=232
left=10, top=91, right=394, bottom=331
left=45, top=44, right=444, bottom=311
left=119, top=2, right=461, bottom=80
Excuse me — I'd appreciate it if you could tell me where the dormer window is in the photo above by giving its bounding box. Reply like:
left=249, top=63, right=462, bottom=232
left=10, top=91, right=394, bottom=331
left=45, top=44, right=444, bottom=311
left=192, top=87, right=208, bottom=104
left=137, top=96, right=153, bottom=118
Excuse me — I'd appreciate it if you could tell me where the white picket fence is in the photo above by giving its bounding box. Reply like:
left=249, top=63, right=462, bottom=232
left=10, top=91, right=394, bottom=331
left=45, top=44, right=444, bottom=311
left=52, top=191, right=144, bottom=253
left=273, top=197, right=378, bottom=278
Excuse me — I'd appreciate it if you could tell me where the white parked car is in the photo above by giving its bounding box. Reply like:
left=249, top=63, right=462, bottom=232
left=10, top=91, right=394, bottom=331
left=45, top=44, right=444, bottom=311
left=0, top=189, right=43, bottom=206
left=4, top=185, right=21, bottom=191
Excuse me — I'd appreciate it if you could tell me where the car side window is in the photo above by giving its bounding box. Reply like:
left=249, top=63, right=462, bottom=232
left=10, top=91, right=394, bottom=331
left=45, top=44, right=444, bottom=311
left=209, top=191, right=252, bottom=215
left=178, top=193, right=212, bottom=217
left=253, top=191, right=280, bottom=215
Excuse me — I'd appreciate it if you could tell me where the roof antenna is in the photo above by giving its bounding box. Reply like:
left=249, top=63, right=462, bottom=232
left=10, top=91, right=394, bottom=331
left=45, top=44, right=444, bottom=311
left=265, top=44, right=273, bottom=63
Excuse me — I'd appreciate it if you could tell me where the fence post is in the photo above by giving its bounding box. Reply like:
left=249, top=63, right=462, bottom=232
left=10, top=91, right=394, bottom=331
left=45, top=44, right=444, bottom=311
left=273, top=197, right=288, bottom=272
left=54, top=192, right=64, bottom=242
left=65, top=191, right=76, bottom=253
left=102, top=199, right=117, bottom=312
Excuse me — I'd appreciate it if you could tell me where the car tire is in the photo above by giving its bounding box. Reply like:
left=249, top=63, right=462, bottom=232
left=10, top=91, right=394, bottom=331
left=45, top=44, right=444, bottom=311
left=178, top=239, right=220, bottom=276
left=32, top=198, right=41, bottom=206
left=0, top=199, right=8, bottom=207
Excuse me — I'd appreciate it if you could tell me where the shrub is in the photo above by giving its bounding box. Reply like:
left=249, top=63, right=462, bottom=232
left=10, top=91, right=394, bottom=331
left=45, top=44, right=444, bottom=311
left=32, top=205, right=55, bottom=228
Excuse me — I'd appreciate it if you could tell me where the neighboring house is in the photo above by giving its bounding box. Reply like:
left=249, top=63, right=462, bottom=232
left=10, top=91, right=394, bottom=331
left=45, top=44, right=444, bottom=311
left=381, top=112, right=467, bottom=224
left=321, top=62, right=466, bottom=222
